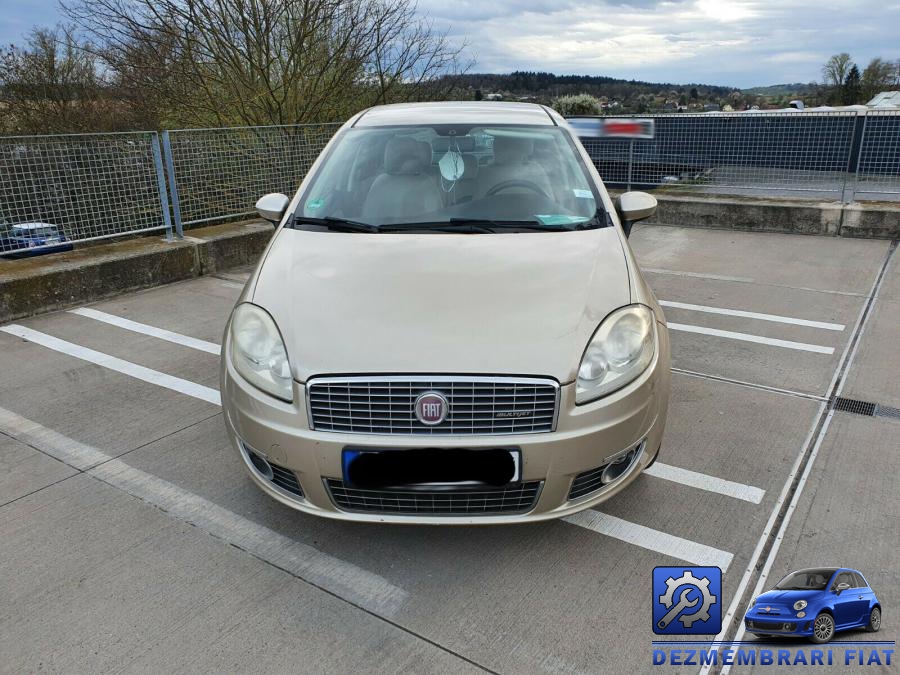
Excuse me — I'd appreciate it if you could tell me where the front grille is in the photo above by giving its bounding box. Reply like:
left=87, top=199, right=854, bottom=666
left=270, top=462, right=303, bottom=498
left=325, top=479, right=542, bottom=515
left=308, top=377, right=558, bottom=435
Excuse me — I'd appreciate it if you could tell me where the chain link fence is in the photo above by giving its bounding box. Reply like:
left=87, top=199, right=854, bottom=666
left=1, top=112, right=898, bottom=256
left=574, top=111, right=881, bottom=199
left=163, top=124, right=340, bottom=231
left=0, top=131, right=171, bottom=255
left=853, top=110, right=900, bottom=198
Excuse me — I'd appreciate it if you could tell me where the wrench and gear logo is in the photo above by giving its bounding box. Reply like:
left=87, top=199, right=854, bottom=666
left=652, top=567, right=723, bottom=635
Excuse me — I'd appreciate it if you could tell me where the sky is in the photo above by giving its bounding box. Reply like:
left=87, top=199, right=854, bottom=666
left=2, top=0, right=898, bottom=89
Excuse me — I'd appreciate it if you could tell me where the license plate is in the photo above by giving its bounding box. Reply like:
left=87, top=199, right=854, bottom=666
left=342, top=447, right=521, bottom=489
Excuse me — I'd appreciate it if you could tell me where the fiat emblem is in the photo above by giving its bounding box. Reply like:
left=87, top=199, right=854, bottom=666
left=765, top=606, right=771, bottom=612
left=415, top=391, right=448, bottom=425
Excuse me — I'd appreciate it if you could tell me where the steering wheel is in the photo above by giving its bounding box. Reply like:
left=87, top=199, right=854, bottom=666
left=486, top=179, right=549, bottom=198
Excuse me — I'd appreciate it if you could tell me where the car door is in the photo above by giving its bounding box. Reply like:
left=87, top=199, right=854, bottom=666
left=830, top=572, right=859, bottom=628
left=851, top=572, right=876, bottom=625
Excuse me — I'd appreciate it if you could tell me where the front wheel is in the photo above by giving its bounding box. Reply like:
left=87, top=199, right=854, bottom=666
left=810, top=612, right=835, bottom=644
left=866, top=607, right=881, bottom=632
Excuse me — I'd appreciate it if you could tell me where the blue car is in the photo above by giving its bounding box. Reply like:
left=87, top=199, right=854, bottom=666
left=745, top=568, right=881, bottom=643
left=0, top=221, right=74, bottom=257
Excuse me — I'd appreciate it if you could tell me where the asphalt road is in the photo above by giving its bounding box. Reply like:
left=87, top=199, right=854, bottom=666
left=0, top=224, right=896, bottom=674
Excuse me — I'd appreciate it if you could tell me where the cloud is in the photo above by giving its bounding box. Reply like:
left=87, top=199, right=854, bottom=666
left=423, top=0, right=897, bottom=87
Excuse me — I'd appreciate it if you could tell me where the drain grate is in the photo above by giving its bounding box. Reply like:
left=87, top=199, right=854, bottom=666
left=833, top=397, right=877, bottom=416
left=833, top=397, right=900, bottom=421
left=875, top=404, right=900, bottom=420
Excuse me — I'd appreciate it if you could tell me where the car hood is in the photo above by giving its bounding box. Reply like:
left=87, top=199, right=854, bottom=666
left=756, top=589, right=823, bottom=605
left=252, top=227, right=631, bottom=383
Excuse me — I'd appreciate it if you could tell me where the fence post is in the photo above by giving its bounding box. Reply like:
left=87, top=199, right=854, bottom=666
left=627, top=139, right=634, bottom=191
left=150, top=133, right=174, bottom=242
left=844, top=113, right=868, bottom=204
left=161, top=131, right=184, bottom=239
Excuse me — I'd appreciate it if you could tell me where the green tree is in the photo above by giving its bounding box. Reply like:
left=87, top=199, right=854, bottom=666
left=822, top=53, right=853, bottom=104
left=842, top=64, right=861, bottom=105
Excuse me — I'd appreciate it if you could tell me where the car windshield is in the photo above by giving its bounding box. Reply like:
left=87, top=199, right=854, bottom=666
left=292, top=124, right=604, bottom=232
left=774, top=569, right=837, bottom=590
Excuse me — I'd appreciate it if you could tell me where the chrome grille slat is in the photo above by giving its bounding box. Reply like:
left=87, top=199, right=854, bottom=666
left=307, top=376, right=559, bottom=435
left=325, top=478, right=542, bottom=515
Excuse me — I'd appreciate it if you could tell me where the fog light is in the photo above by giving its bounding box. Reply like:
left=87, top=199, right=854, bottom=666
left=600, top=447, right=640, bottom=484
left=796, top=611, right=806, bottom=618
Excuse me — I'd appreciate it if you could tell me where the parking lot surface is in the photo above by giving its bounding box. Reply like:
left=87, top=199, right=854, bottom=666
left=0, top=224, right=896, bottom=674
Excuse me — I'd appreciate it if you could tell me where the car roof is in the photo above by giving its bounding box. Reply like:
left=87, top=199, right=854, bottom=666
left=353, top=101, right=558, bottom=128
left=790, top=567, right=841, bottom=576
left=12, top=222, right=58, bottom=230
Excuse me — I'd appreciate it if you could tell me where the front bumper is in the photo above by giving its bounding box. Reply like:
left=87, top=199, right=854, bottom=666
left=220, top=324, right=670, bottom=524
left=744, top=611, right=813, bottom=636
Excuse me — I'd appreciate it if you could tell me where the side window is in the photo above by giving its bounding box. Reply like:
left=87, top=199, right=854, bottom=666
left=833, top=572, right=853, bottom=589
left=853, top=573, right=868, bottom=588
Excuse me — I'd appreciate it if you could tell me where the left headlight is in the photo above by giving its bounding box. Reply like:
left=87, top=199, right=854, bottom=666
left=576, top=304, right=656, bottom=404
left=230, top=303, right=293, bottom=402
left=793, top=600, right=808, bottom=611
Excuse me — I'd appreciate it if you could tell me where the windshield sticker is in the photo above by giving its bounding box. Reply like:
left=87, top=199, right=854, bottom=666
left=573, top=189, right=593, bottom=199
left=307, top=197, right=326, bottom=210
left=438, top=150, right=465, bottom=182
left=535, top=215, right=588, bottom=226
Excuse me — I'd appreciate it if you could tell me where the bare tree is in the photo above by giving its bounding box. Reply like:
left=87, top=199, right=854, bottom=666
left=63, top=0, right=470, bottom=127
left=861, top=57, right=898, bottom=101
left=822, top=53, right=853, bottom=88
left=0, top=26, right=118, bottom=133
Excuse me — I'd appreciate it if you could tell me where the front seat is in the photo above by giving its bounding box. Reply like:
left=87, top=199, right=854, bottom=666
left=477, top=135, right=552, bottom=198
left=362, top=137, right=443, bottom=221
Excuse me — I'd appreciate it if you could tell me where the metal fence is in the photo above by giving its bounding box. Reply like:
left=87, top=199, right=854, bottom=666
left=163, top=124, right=339, bottom=231
left=1, top=112, right=898, bottom=256
left=0, top=131, right=172, bottom=254
left=575, top=111, right=900, bottom=200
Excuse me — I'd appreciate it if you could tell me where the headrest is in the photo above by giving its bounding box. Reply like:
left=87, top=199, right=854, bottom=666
left=416, top=141, right=433, bottom=168
left=492, top=135, right=533, bottom=165
left=462, top=154, right=478, bottom=179
left=384, top=137, right=423, bottom=174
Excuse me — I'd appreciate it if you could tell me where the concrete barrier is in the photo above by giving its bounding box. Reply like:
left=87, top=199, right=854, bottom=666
left=0, top=221, right=273, bottom=323
left=1, top=196, right=897, bottom=323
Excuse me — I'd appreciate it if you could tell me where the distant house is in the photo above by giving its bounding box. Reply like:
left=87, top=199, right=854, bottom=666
left=867, top=91, right=900, bottom=108
left=485, top=93, right=504, bottom=101
left=703, top=103, right=720, bottom=112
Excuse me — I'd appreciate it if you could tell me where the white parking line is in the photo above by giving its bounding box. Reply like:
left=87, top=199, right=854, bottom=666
left=0, top=325, right=221, bottom=405
left=643, top=268, right=755, bottom=283
left=564, top=510, right=734, bottom=570
left=69, top=308, right=221, bottom=354
left=659, top=300, right=845, bottom=331
left=0, top=406, right=408, bottom=617
left=668, top=322, right=835, bottom=355
left=646, top=463, right=765, bottom=504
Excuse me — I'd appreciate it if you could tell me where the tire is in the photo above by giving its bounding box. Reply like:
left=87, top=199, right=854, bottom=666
left=865, top=607, right=881, bottom=633
left=644, top=443, right=662, bottom=470
left=810, top=612, right=835, bottom=644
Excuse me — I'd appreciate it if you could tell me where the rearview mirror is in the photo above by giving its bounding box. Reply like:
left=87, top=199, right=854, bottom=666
left=255, top=193, right=290, bottom=224
left=616, top=191, right=657, bottom=237
left=835, top=582, right=850, bottom=594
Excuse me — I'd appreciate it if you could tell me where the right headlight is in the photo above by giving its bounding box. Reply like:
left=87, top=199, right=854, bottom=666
left=229, top=303, right=293, bottom=402
left=576, top=304, right=656, bottom=404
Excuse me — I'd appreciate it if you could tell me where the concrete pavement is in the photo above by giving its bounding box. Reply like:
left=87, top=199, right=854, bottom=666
left=0, top=224, right=896, bottom=674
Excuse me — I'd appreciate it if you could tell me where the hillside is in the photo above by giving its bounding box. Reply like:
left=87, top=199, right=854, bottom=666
left=441, top=71, right=813, bottom=112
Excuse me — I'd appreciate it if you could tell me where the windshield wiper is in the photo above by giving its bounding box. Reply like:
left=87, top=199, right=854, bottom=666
left=385, top=219, right=575, bottom=233
left=291, top=215, right=381, bottom=233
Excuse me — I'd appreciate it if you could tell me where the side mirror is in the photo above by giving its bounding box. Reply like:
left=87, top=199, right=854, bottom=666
left=255, top=193, right=290, bottom=225
left=616, top=191, right=657, bottom=237
left=835, top=582, right=850, bottom=594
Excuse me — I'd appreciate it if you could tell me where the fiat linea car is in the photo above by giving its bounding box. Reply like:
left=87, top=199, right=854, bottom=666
left=745, top=568, right=882, bottom=643
left=220, top=101, right=670, bottom=523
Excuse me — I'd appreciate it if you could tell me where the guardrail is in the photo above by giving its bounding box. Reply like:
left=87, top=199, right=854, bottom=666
left=1, top=111, right=898, bottom=255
